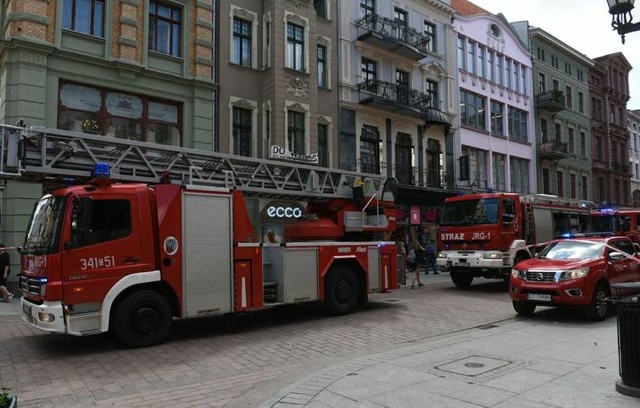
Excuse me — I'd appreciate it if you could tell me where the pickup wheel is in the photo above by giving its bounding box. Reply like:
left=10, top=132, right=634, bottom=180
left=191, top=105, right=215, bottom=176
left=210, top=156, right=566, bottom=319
left=512, top=301, right=536, bottom=316
left=112, top=290, right=172, bottom=348
left=585, top=283, right=610, bottom=321
left=324, top=266, right=360, bottom=315
left=451, top=269, right=473, bottom=288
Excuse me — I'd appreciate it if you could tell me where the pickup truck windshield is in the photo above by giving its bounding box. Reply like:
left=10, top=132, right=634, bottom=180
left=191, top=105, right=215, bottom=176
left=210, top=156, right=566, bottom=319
left=538, top=241, right=604, bottom=260
left=23, top=195, right=66, bottom=255
left=440, top=198, right=499, bottom=226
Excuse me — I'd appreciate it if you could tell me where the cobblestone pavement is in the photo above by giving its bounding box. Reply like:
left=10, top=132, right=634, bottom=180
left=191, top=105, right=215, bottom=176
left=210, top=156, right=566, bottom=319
left=0, top=274, right=519, bottom=407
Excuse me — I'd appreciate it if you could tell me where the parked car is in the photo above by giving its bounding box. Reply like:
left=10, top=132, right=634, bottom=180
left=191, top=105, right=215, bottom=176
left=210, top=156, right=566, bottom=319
left=509, top=236, right=640, bottom=320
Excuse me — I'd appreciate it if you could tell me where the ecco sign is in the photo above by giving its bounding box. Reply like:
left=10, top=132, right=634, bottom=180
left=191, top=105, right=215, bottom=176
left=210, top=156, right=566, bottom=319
left=261, top=200, right=306, bottom=222
left=267, top=205, right=303, bottom=219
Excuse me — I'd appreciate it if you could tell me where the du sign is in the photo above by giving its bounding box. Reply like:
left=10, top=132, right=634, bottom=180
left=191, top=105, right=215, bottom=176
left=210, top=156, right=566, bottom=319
left=271, top=145, right=318, bottom=164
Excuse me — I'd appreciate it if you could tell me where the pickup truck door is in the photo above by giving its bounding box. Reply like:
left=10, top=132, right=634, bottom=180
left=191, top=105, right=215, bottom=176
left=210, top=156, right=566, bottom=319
left=608, top=240, right=638, bottom=283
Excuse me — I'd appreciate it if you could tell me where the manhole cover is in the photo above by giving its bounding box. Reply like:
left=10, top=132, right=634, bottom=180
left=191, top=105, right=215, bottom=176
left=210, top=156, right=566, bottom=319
left=436, top=355, right=511, bottom=377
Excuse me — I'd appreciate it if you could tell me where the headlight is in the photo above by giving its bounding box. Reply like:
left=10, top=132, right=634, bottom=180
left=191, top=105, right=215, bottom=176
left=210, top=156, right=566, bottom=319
left=483, top=252, right=503, bottom=259
left=511, top=268, right=525, bottom=279
left=558, top=267, right=590, bottom=282
left=437, top=252, right=447, bottom=259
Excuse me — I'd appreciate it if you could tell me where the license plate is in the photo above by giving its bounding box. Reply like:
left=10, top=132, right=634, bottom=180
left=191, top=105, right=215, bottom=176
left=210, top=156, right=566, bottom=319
left=22, top=303, right=32, bottom=316
left=527, top=293, right=551, bottom=302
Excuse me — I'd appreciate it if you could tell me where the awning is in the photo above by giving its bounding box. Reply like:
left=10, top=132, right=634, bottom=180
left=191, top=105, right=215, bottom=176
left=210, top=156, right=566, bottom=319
left=424, top=107, right=452, bottom=131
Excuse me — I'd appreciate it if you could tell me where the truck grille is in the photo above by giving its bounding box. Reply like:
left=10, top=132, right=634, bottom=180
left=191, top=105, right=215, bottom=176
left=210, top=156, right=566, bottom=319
left=19, top=275, right=44, bottom=295
left=524, top=271, right=556, bottom=282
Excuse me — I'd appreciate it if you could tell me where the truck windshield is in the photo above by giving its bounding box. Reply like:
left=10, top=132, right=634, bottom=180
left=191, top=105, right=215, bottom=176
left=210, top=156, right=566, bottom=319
left=591, top=215, right=615, bottom=233
left=440, top=198, right=499, bottom=226
left=23, top=195, right=66, bottom=255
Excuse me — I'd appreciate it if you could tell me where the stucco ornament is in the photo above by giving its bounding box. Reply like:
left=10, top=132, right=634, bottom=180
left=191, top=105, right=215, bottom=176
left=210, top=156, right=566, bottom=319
left=286, top=77, right=309, bottom=97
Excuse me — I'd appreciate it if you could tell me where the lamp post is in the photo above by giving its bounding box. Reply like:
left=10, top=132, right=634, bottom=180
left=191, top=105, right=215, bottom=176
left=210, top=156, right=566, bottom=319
left=608, top=0, right=640, bottom=43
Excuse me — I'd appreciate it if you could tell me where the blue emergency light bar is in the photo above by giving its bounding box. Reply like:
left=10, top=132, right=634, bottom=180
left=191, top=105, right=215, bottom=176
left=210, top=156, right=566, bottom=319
left=93, top=163, right=111, bottom=178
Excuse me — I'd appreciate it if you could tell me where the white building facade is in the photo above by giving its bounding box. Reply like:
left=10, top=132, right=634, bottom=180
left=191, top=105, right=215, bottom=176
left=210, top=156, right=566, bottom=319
left=452, top=11, right=535, bottom=194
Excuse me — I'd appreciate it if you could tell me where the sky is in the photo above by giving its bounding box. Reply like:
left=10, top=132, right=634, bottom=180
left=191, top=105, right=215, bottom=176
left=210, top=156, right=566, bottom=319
left=471, top=0, right=640, bottom=110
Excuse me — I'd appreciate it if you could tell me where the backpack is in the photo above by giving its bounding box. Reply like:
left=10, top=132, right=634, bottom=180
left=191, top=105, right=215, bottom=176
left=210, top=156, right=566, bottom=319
left=407, top=248, right=416, bottom=263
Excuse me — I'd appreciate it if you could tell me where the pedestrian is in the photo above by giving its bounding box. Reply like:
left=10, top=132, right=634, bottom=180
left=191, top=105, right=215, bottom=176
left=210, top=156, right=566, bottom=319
left=425, top=240, right=439, bottom=274
left=0, top=244, right=13, bottom=302
left=408, top=240, right=424, bottom=288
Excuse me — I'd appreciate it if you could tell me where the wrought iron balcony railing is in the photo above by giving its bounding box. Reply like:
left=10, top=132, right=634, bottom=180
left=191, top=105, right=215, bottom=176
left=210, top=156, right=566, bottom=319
left=355, top=13, right=431, bottom=60
left=535, top=91, right=566, bottom=112
left=358, top=79, right=432, bottom=117
left=539, top=140, right=569, bottom=160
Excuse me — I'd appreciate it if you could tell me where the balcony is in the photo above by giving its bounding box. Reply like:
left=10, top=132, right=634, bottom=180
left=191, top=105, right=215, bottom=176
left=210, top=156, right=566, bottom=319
left=535, top=91, right=566, bottom=113
left=355, top=14, right=431, bottom=61
left=358, top=80, right=432, bottom=119
left=425, top=170, right=445, bottom=189
left=539, top=140, right=569, bottom=160
left=613, top=161, right=631, bottom=174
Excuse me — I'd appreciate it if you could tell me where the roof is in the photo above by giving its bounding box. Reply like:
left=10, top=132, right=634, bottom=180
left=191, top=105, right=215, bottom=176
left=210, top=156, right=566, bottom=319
left=450, top=0, right=489, bottom=16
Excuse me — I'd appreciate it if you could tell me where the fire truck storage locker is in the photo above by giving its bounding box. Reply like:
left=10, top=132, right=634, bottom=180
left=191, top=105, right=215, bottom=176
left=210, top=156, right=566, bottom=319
left=282, top=246, right=318, bottom=303
left=368, top=246, right=381, bottom=292
left=183, top=190, right=233, bottom=317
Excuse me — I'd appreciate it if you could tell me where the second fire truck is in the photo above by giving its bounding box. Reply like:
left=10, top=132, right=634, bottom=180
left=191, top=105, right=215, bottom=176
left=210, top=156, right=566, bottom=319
left=436, top=192, right=592, bottom=288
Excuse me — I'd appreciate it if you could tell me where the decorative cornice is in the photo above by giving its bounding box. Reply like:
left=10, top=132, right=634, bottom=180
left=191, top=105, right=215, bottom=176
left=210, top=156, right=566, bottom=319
left=196, top=19, right=214, bottom=30
left=120, top=17, right=138, bottom=27
left=6, top=13, right=48, bottom=25
left=196, top=0, right=214, bottom=11
left=119, top=37, right=137, bottom=47
left=121, top=0, right=139, bottom=6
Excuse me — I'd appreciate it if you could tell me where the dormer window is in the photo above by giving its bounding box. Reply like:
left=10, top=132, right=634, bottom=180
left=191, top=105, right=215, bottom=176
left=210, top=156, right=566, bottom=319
left=490, top=24, right=500, bottom=37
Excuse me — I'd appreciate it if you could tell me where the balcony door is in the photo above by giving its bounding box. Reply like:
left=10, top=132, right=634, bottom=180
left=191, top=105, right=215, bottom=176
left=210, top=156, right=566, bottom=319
left=395, top=132, right=413, bottom=184
left=396, top=69, right=409, bottom=105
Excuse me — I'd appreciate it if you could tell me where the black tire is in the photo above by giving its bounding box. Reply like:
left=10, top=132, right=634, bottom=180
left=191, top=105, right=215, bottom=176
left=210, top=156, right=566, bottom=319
left=450, top=269, right=473, bottom=288
left=112, top=290, right=172, bottom=348
left=512, top=301, right=536, bottom=316
left=585, top=283, right=610, bottom=321
left=324, top=266, right=360, bottom=315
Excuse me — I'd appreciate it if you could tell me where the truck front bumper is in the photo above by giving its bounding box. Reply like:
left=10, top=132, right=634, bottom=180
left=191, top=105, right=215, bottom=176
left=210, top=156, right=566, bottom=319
left=21, top=297, right=66, bottom=334
left=436, top=253, right=505, bottom=269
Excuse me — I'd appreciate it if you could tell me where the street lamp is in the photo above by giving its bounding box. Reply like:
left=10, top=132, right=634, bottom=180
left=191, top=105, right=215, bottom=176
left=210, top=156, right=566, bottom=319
left=608, top=0, right=640, bottom=43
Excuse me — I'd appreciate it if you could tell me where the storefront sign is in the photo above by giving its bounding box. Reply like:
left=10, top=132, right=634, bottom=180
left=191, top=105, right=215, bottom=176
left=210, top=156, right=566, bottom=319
left=261, top=200, right=306, bottom=222
left=410, top=206, right=421, bottom=225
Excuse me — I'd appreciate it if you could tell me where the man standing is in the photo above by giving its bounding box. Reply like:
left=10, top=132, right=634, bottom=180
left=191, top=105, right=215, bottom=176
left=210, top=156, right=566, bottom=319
left=0, top=244, right=13, bottom=302
left=425, top=240, right=439, bottom=274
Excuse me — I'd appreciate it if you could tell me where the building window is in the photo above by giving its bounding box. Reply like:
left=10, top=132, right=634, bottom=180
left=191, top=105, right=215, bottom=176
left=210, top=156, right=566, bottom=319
left=393, top=8, right=407, bottom=41
left=148, top=1, right=182, bottom=57
left=538, top=72, right=546, bottom=93
left=460, top=90, right=486, bottom=131
left=360, top=0, right=375, bottom=17
left=360, top=125, right=381, bottom=174
left=314, top=0, right=328, bottom=19
left=317, top=44, right=327, bottom=88
left=426, top=80, right=438, bottom=109
left=361, top=57, right=377, bottom=91
left=491, top=100, right=503, bottom=136
left=582, top=175, right=588, bottom=199
left=424, top=21, right=436, bottom=53
left=543, top=168, right=550, bottom=194
left=63, top=0, right=105, bottom=37
left=318, top=123, right=328, bottom=167
left=487, top=50, right=494, bottom=82
left=508, top=107, right=527, bottom=142
left=232, top=107, right=252, bottom=157
left=570, top=174, right=577, bottom=199
left=477, top=45, right=485, bottom=79
left=513, top=62, right=519, bottom=93
left=537, top=47, right=545, bottom=61
left=510, top=157, right=529, bottom=193
left=58, top=82, right=182, bottom=145
left=286, top=22, right=305, bottom=71
left=595, top=136, right=603, bottom=160
left=505, top=58, right=511, bottom=89
left=467, top=41, right=476, bottom=75
left=557, top=171, right=564, bottom=197
left=521, top=65, right=527, bottom=95
left=457, top=36, right=466, bottom=71
left=580, top=131, right=586, bottom=157
left=496, top=55, right=503, bottom=86
left=462, top=146, right=488, bottom=189
left=287, top=110, right=305, bottom=155
left=578, top=91, right=584, bottom=113
left=596, top=177, right=605, bottom=201
left=566, top=86, right=572, bottom=109
left=426, top=139, right=442, bottom=188
left=395, top=133, right=413, bottom=184
left=492, top=152, right=506, bottom=191
left=541, top=118, right=548, bottom=142
left=233, top=18, right=252, bottom=67
left=568, top=128, right=575, bottom=154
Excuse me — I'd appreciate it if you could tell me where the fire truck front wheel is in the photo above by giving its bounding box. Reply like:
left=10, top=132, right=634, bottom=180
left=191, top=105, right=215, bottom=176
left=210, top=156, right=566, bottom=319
left=450, top=269, right=474, bottom=288
left=324, top=267, right=360, bottom=315
left=112, top=290, right=172, bottom=348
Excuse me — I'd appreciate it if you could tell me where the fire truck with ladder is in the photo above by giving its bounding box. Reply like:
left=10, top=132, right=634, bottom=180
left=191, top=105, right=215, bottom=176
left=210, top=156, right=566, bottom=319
left=0, top=124, right=398, bottom=347
left=436, top=192, right=592, bottom=288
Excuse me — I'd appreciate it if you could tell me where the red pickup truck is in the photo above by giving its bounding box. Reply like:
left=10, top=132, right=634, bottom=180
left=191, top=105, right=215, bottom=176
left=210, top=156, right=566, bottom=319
left=509, top=236, right=640, bottom=320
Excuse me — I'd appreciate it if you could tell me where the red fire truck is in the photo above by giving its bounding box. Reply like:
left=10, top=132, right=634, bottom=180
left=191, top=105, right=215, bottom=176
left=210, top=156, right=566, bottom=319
left=0, top=125, right=398, bottom=347
left=591, top=208, right=640, bottom=244
left=436, top=192, right=592, bottom=288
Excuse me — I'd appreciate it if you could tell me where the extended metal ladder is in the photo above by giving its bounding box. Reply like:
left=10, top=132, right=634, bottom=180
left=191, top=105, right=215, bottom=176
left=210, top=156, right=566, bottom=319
left=0, top=124, right=395, bottom=201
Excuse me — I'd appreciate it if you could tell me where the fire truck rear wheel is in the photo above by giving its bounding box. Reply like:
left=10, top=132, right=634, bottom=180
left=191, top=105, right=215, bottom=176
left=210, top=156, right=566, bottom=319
left=324, top=267, right=360, bottom=315
left=450, top=269, right=473, bottom=288
left=112, top=290, right=172, bottom=348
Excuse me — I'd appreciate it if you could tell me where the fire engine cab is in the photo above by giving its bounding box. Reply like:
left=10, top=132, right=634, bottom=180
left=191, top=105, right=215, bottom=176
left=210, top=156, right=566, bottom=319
left=436, top=192, right=592, bottom=288
left=0, top=124, right=398, bottom=347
